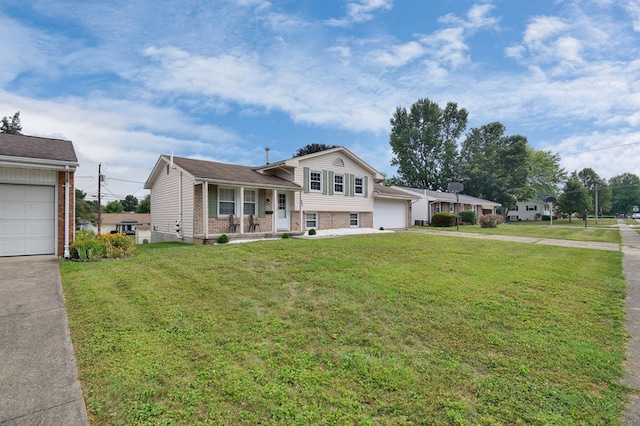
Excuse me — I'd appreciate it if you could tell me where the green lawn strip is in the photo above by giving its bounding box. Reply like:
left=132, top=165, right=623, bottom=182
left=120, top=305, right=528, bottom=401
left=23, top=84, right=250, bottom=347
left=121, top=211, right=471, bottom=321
left=419, top=220, right=621, bottom=243
left=61, top=234, right=629, bottom=425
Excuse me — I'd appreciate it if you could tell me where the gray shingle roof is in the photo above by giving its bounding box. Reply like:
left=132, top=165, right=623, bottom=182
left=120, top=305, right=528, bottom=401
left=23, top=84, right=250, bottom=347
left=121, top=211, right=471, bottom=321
left=0, top=133, right=78, bottom=163
left=170, top=156, right=301, bottom=189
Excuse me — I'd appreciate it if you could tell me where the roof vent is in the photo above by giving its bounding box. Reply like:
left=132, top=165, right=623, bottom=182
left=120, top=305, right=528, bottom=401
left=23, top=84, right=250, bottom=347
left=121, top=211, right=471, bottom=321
left=265, top=147, right=270, bottom=164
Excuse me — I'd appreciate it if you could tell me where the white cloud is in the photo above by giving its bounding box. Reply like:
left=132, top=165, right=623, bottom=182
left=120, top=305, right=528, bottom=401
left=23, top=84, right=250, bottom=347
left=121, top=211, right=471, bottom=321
left=325, top=0, right=392, bottom=27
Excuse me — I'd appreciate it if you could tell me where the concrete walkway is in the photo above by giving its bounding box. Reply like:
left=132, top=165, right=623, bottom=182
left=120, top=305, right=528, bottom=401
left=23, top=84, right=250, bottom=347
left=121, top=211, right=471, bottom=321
left=0, top=256, right=88, bottom=425
left=619, top=221, right=640, bottom=425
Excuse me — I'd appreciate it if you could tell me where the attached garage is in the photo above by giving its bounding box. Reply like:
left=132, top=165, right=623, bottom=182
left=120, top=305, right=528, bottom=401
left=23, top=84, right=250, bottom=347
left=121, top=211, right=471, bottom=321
left=0, top=134, right=78, bottom=257
left=373, top=184, right=417, bottom=229
left=0, top=184, right=56, bottom=256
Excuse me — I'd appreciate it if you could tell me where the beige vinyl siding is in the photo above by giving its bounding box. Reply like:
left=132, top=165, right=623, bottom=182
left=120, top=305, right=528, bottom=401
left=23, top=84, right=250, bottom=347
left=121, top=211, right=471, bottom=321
left=295, top=153, right=375, bottom=213
left=149, top=160, right=195, bottom=238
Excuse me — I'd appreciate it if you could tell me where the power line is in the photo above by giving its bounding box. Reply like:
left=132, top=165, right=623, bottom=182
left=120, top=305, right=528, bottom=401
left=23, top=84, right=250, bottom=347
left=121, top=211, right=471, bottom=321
left=566, top=141, right=640, bottom=155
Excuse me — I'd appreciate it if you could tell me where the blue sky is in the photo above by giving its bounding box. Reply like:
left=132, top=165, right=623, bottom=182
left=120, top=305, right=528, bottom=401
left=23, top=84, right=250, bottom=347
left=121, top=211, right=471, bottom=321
left=2, top=0, right=640, bottom=202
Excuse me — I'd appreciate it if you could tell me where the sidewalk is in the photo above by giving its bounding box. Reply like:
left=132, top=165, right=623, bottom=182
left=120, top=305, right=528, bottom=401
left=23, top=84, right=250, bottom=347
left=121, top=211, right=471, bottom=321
left=0, top=256, right=88, bottom=425
left=619, top=221, right=640, bottom=425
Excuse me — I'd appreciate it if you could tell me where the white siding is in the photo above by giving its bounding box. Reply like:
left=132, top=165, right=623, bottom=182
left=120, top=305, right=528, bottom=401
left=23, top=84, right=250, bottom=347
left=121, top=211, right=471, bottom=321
left=150, top=160, right=195, bottom=239
left=0, top=166, right=57, bottom=185
left=295, top=152, right=375, bottom=212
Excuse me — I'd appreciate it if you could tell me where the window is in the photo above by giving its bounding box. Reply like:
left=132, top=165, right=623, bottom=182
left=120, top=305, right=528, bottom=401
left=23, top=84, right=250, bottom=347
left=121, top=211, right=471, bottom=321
left=435, top=202, right=441, bottom=213
left=354, top=177, right=364, bottom=195
left=310, top=170, right=322, bottom=192
left=334, top=174, right=344, bottom=194
left=470, top=205, right=477, bottom=213
left=526, top=205, right=537, bottom=211
left=350, top=213, right=359, bottom=227
left=219, top=188, right=236, bottom=215
left=449, top=203, right=455, bottom=213
left=306, top=212, right=318, bottom=228
left=244, top=190, right=256, bottom=216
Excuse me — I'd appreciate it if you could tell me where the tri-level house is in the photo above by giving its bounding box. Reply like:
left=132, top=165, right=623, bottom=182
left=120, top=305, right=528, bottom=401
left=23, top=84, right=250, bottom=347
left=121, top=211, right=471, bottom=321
left=144, top=147, right=414, bottom=243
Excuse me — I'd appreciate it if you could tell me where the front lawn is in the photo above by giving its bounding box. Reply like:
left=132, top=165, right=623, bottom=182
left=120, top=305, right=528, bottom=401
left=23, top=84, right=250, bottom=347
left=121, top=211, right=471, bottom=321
left=61, top=233, right=629, bottom=425
left=420, top=219, right=621, bottom=243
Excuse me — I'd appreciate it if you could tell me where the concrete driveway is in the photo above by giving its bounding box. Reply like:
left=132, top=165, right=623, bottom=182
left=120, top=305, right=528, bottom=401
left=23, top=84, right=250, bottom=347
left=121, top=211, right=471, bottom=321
left=0, top=256, right=87, bottom=425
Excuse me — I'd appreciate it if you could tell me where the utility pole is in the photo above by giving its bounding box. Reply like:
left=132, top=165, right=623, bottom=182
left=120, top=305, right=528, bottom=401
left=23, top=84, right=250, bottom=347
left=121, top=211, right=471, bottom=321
left=594, top=183, right=599, bottom=224
left=98, top=163, right=103, bottom=234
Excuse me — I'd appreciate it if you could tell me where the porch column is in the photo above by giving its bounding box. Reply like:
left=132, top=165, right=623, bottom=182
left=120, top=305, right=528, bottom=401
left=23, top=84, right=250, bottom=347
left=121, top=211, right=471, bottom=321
left=239, top=186, right=245, bottom=234
left=203, top=182, right=209, bottom=238
left=272, top=189, right=278, bottom=232
left=299, top=192, right=303, bottom=232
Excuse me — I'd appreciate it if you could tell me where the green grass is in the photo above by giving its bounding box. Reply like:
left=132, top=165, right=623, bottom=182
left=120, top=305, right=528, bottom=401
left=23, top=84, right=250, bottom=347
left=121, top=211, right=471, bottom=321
left=61, top=233, right=629, bottom=425
left=420, top=219, right=622, bottom=243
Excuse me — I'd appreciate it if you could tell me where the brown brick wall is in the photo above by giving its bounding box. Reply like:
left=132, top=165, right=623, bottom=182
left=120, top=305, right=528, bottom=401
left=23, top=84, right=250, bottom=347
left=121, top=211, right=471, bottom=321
left=57, top=171, right=75, bottom=256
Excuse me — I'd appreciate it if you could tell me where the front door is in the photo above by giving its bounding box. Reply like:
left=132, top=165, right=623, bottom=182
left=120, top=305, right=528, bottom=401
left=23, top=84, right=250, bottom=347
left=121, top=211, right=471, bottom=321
left=276, top=193, right=290, bottom=231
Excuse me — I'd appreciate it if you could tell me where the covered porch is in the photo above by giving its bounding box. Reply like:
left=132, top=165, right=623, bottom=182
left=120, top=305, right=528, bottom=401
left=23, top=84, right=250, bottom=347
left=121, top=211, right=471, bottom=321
left=192, top=181, right=303, bottom=243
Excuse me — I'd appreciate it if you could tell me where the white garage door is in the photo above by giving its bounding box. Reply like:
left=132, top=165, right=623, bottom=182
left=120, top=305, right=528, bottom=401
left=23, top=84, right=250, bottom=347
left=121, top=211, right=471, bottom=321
left=374, top=199, right=408, bottom=229
left=0, top=184, right=55, bottom=256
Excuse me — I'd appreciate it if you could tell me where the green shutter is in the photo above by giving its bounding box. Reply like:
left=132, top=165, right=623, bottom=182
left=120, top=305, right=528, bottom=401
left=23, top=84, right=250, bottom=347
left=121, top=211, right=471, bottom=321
left=350, top=174, right=355, bottom=197
left=345, top=174, right=350, bottom=196
left=303, top=167, right=310, bottom=193
left=364, top=176, right=368, bottom=198
left=322, top=170, right=328, bottom=195
left=258, top=189, right=266, bottom=218
left=328, top=171, right=334, bottom=195
left=208, top=185, right=218, bottom=217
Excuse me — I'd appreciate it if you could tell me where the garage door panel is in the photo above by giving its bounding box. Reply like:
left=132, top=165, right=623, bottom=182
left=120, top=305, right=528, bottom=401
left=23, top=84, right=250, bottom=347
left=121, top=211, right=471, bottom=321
left=0, top=184, right=55, bottom=256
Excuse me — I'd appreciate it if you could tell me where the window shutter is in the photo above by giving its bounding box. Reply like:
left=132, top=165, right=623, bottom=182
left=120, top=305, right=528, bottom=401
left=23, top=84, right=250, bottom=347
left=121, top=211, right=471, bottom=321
left=258, top=189, right=266, bottom=218
left=364, top=176, right=368, bottom=198
left=322, top=170, right=328, bottom=195
left=349, top=174, right=355, bottom=197
left=328, top=171, right=334, bottom=195
left=208, top=185, right=218, bottom=217
left=303, top=167, right=310, bottom=193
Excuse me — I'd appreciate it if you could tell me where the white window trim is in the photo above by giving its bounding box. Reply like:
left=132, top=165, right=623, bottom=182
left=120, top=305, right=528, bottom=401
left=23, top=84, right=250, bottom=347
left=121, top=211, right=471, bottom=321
left=350, top=212, right=359, bottom=227
left=354, top=176, right=364, bottom=196
left=244, top=189, right=256, bottom=216
left=449, top=203, right=455, bottom=213
left=334, top=173, right=344, bottom=194
left=306, top=212, right=318, bottom=229
left=219, top=187, right=237, bottom=216
left=310, top=170, right=322, bottom=193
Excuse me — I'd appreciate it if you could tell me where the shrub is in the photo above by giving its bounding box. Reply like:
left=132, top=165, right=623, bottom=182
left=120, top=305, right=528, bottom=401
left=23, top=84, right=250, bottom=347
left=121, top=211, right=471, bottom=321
left=542, top=215, right=551, bottom=221
left=431, top=212, right=457, bottom=227
left=217, top=234, right=229, bottom=244
left=459, top=210, right=477, bottom=225
left=479, top=214, right=503, bottom=228
left=97, top=233, right=136, bottom=258
left=282, top=233, right=290, bottom=239
left=308, top=229, right=316, bottom=236
left=70, top=238, right=107, bottom=261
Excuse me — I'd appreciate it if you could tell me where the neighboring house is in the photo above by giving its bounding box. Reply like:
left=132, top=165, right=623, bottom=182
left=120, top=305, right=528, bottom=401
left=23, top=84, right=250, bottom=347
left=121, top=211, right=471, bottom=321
left=144, top=147, right=415, bottom=243
left=506, top=199, right=550, bottom=221
left=391, top=186, right=501, bottom=225
left=0, top=133, right=78, bottom=257
left=87, top=213, right=151, bottom=235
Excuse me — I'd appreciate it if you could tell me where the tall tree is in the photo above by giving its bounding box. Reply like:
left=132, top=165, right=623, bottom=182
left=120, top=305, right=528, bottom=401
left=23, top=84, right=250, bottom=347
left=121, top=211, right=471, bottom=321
left=136, top=194, right=151, bottom=213
left=75, top=189, right=97, bottom=228
left=120, top=195, right=138, bottom=212
left=556, top=179, right=592, bottom=222
left=0, top=111, right=22, bottom=134
left=459, top=122, right=533, bottom=214
left=389, top=98, right=468, bottom=190
left=103, top=200, right=124, bottom=213
left=573, top=168, right=612, bottom=215
left=293, top=143, right=338, bottom=157
left=610, top=173, right=640, bottom=215
left=526, top=148, right=566, bottom=199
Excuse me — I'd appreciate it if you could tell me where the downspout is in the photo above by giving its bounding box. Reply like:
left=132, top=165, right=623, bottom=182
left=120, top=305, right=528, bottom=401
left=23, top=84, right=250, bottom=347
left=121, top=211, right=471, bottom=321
left=63, top=166, right=71, bottom=258
left=175, top=171, right=183, bottom=239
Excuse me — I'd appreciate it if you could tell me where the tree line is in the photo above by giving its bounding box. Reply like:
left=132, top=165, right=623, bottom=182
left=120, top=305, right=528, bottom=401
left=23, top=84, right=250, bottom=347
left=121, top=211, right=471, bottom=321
left=388, top=98, right=640, bottom=216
